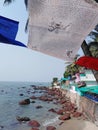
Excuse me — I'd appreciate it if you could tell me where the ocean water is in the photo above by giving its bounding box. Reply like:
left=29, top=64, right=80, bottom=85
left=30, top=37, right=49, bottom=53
left=0, top=81, right=61, bottom=130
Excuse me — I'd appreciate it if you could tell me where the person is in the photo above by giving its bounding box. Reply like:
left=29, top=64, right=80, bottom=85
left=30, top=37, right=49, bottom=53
left=75, top=72, right=81, bottom=83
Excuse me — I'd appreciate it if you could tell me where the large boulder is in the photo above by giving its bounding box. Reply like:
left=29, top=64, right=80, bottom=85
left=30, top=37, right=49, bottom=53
left=19, top=99, right=30, bottom=105
left=16, top=116, right=30, bottom=122
left=30, top=96, right=37, bottom=99
left=59, top=113, right=71, bottom=120
left=46, top=126, right=56, bottom=130
left=36, top=105, right=43, bottom=109
left=56, top=109, right=64, bottom=115
left=30, top=128, right=39, bottom=130
left=28, top=120, right=40, bottom=127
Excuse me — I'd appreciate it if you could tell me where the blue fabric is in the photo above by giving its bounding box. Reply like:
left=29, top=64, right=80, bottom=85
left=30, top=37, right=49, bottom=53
left=0, top=34, right=27, bottom=47
left=0, top=16, right=26, bottom=47
left=0, top=16, right=19, bottom=40
left=60, top=77, right=69, bottom=81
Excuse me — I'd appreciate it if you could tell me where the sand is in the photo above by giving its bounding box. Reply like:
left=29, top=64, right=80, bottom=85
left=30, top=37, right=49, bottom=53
left=56, top=118, right=98, bottom=130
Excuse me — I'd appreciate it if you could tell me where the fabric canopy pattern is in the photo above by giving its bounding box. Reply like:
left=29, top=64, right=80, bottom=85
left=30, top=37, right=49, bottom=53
left=0, top=15, right=26, bottom=48
left=28, top=0, right=98, bottom=61
left=75, top=56, right=98, bottom=71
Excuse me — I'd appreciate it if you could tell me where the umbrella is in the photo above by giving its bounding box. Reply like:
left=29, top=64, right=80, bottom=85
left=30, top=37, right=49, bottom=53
left=27, top=0, right=98, bottom=60
left=75, top=56, right=98, bottom=71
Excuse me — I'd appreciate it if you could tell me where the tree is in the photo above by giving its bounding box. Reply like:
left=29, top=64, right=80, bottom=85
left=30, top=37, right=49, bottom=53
left=88, top=42, right=98, bottom=58
left=63, top=54, right=81, bottom=78
left=51, top=77, right=58, bottom=87
left=4, top=0, right=28, bottom=7
left=4, top=0, right=15, bottom=4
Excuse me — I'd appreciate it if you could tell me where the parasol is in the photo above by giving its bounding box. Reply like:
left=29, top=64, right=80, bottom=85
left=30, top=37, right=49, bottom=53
left=75, top=56, right=98, bottom=71
left=28, top=0, right=98, bottom=61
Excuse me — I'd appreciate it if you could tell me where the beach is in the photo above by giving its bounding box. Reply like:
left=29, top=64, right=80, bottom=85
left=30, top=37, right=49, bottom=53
left=56, top=118, right=98, bottom=130
left=0, top=81, right=98, bottom=130
left=27, top=119, right=98, bottom=130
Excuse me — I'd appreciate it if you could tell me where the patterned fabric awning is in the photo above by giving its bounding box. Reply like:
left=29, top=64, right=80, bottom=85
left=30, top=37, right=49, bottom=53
left=27, top=0, right=98, bottom=61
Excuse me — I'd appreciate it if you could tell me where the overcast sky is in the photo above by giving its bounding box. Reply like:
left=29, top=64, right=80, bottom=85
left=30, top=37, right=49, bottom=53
left=0, top=0, right=69, bottom=82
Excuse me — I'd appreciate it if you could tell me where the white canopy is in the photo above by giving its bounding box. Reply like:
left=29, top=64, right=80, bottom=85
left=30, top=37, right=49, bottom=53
left=27, top=0, right=98, bottom=61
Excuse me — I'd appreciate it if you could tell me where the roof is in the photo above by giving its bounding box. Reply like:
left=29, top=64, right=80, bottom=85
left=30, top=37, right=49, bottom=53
left=27, top=0, right=98, bottom=61
left=80, top=70, right=96, bottom=81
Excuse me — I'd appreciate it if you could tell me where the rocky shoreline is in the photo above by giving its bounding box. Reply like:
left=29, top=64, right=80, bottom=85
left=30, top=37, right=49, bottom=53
left=16, top=85, right=86, bottom=130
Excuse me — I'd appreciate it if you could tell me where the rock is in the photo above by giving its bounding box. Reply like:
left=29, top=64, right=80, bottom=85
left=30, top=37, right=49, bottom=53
left=31, top=85, right=36, bottom=88
left=72, top=112, right=82, bottom=117
left=46, top=126, right=56, bottom=130
left=36, top=105, right=43, bottom=109
left=48, top=108, right=56, bottom=113
left=28, top=120, right=40, bottom=127
left=59, top=99, right=66, bottom=104
left=47, top=98, right=53, bottom=101
left=38, top=96, right=48, bottom=101
left=19, top=93, right=24, bottom=96
left=19, top=99, right=30, bottom=105
left=1, top=90, right=4, bottom=92
left=30, top=96, right=37, bottom=99
left=0, top=125, right=4, bottom=129
left=56, top=109, right=64, bottom=115
left=31, top=101, right=36, bottom=103
left=16, top=116, right=30, bottom=122
left=59, top=122, right=64, bottom=125
left=30, top=128, right=39, bottom=130
left=59, top=113, right=71, bottom=120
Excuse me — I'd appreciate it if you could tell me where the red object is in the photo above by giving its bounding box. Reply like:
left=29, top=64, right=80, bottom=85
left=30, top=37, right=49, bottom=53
left=75, top=56, right=98, bottom=71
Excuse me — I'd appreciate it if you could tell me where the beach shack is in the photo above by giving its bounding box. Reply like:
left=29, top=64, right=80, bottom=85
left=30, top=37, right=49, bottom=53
left=64, top=69, right=98, bottom=125
left=78, top=70, right=98, bottom=125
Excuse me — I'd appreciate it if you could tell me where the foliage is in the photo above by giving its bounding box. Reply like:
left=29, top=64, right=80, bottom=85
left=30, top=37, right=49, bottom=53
left=4, top=0, right=28, bottom=8
left=51, top=77, right=58, bottom=86
left=64, top=63, right=80, bottom=77
left=87, top=23, right=98, bottom=58
left=63, top=71, right=69, bottom=78
left=24, top=0, right=28, bottom=9
left=25, top=18, right=29, bottom=32
left=52, top=77, right=58, bottom=83
left=88, top=42, right=98, bottom=57
left=4, top=0, right=15, bottom=5
left=63, top=53, right=82, bottom=78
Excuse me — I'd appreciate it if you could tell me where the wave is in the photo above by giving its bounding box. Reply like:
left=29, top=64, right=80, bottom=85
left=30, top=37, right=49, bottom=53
left=42, top=116, right=60, bottom=126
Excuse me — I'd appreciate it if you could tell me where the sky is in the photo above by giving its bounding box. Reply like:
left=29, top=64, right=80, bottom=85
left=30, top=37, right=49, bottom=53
left=0, top=0, right=83, bottom=82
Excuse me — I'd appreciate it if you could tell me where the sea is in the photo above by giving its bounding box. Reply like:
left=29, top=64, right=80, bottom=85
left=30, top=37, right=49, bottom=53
left=0, top=81, right=61, bottom=130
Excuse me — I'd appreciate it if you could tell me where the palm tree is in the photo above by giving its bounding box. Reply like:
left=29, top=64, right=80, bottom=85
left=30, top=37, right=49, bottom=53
left=4, top=0, right=28, bottom=7
left=94, top=0, right=98, bottom=3
left=51, top=77, right=58, bottom=87
left=81, top=40, right=92, bottom=56
left=63, top=54, right=81, bottom=78
left=4, top=0, right=15, bottom=4
left=88, top=42, right=98, bottom=57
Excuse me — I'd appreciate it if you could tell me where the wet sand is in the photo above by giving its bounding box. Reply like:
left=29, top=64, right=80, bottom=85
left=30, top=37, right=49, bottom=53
left=56, top=118, right=98, bottom=130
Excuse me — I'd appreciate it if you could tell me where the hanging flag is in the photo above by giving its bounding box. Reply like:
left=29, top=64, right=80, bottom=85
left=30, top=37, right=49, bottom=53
left=0, top=34, right=27, bottom=47
left=0, top=15, right=26, bottom=47
left=0, top=15, right=19, bottom=40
